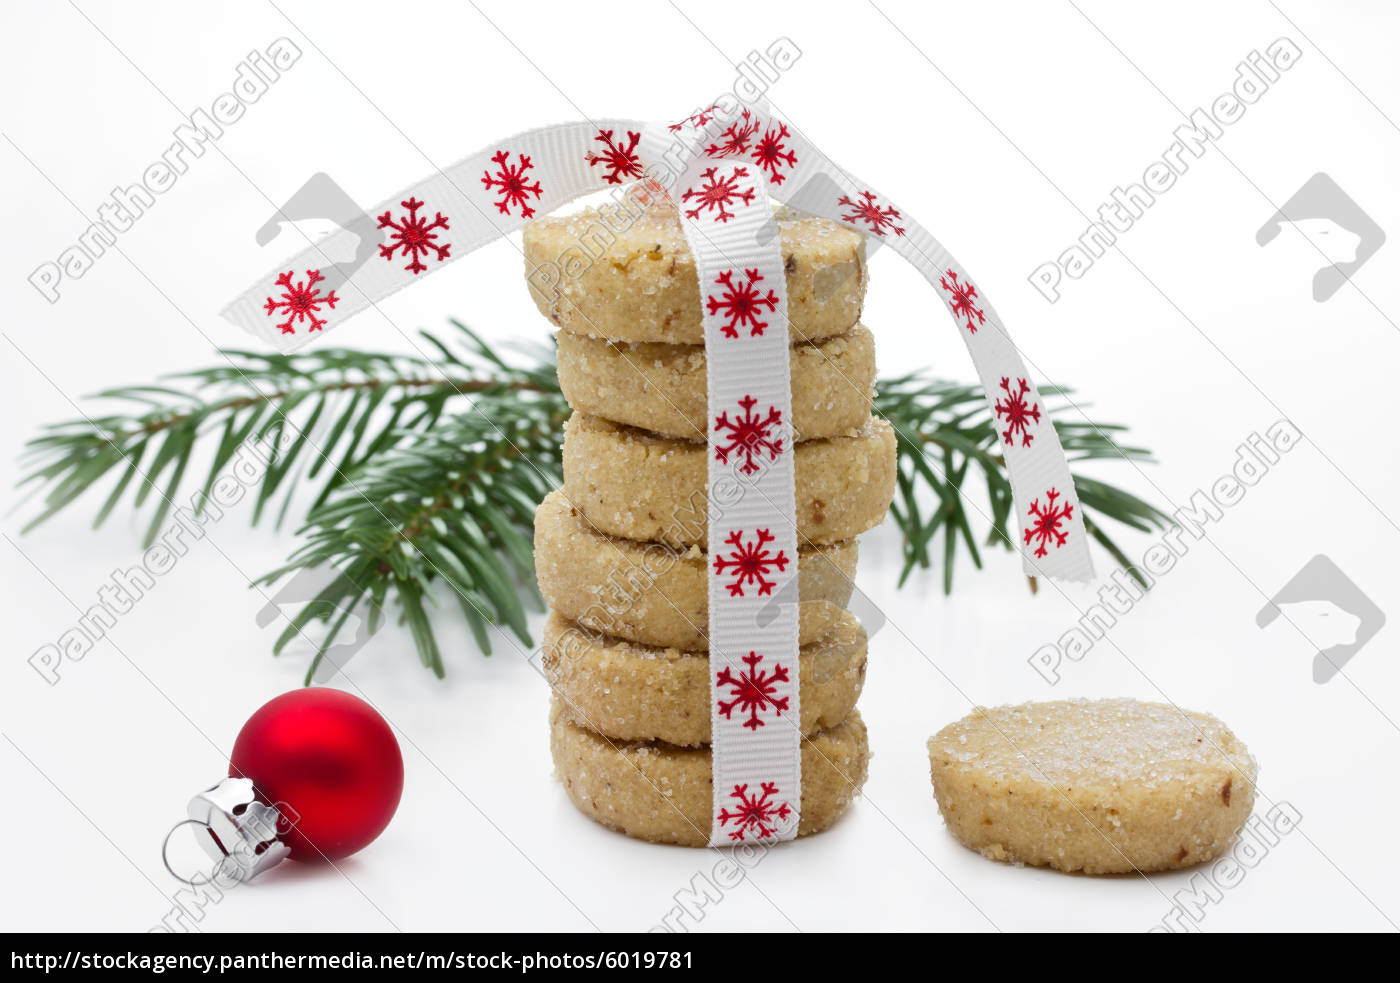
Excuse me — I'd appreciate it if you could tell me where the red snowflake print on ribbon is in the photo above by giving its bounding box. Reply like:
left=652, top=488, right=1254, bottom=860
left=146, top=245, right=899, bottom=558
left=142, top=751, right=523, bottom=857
left=1024, top=488, right=1074, bottom=558
left=713, top=529, right=789, bottom=597
left=668, top=104, right=722, bottom=132
left=263, top=270, right=338, bottom=335
left=716, top=651, right=791, bottom=730
left=994, top=377, right=1041, bottom=447
left=481, top=150, right=543, bottom=218
left=714, top=395, right=783, bottom=475
left=585, top=129, right=642, bottom=185
left=939, top=269, right=985, bottom=334
left=682, top=166, right=755, bottom=223
left=716, top=783, right=792, bottom=842
left=750, top=122, right=797, bottom=184
left=376, top=197, right=450, bottom=275
left=837, top=190, right=905, bottom=237
left=706, top=268, right=780, bottom=338
left=703, top=112, right=797, bottom=184
left=704, top=108, right=759, bottom=158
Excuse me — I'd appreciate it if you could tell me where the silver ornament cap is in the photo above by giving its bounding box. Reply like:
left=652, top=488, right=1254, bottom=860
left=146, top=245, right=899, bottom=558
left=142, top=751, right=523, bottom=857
left=166, top=777, right=291, bottom=884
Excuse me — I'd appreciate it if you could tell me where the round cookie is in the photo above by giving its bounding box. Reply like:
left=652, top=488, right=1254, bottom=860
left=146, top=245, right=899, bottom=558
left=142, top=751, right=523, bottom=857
left=562, top=413, right=896, bottom=548
left=551, top=703, right=869, bottom=846
left=556, top=326, right=877, bottom=441
left=544, top=609, right=867, bottom=746
left=534, top=489, right=857, bottom=651
left=524, top=201, right=866, bottom=344
left=927, top=698, right=1258, bottom=875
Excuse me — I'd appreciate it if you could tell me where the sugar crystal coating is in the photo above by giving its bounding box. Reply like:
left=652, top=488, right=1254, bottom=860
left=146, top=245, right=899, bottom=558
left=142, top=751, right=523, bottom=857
left=555, top=325, right=877, bottom=441
left=552, top=702, right=870, bottom=846
left=928, top=698, right=1258, bottom=874
left=562, top=412, right=895, bottom=548
left=524, top=196, right=867, bottom=344
left=533, top=489, right=858, bottom=651
left=526, top=186, right=888, bottom=845
left=545, top=609, right=868, bottom=746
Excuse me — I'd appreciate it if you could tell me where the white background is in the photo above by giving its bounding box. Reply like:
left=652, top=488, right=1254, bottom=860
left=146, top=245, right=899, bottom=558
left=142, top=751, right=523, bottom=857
left=2, top=0, right=1397, bottom=933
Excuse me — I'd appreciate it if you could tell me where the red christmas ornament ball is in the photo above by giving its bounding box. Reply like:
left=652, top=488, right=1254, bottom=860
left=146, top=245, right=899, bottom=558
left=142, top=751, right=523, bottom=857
left=229, top=689, right=403, bottom=862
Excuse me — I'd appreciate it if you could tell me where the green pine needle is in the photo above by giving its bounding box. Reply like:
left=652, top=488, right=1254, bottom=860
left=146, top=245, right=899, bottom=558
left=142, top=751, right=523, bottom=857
left=17, top=326, right=1169, bottom=679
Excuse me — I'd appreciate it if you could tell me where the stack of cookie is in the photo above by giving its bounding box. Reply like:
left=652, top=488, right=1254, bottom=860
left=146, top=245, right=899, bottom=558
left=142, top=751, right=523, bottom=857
left=527, top=196, right=896, bottom=846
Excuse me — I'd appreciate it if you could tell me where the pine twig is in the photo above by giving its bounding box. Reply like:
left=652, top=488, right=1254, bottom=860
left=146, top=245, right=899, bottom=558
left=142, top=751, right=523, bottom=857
left=873, top=373, right=1170, bottom=592
left=254, top=392, right=568, bottom=682
left=16, top=322, right=547, bottom=547
left=17, top=329, right=1171, bottom=679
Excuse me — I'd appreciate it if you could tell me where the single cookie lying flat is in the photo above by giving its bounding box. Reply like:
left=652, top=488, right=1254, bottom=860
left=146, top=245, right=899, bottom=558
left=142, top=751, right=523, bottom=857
left=928, top=698, right=1257, bottom=874
left=544, top=610, right=867, bottom=746
left=556, top=326, right=877, bottom=441
left=524, top=202, right=866, bottom=344
left=552, top=702, right=869, bottom=846
left=534, top=489, right=856, bottom=651
left=562, top=413, right=896, bottom=548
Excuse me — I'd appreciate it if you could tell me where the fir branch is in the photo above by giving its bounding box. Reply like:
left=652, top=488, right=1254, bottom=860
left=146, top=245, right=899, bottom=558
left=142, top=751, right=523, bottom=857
left=17, top=322, right=548, bottom=547
left=17, top=328, right=1171, bottom=678
left=873, top=372, right=1171, bottom=592
left=254, top=392, right=567, bottom=682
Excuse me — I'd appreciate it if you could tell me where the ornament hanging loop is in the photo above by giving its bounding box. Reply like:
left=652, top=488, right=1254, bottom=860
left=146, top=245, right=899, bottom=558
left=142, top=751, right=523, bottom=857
left=160, top=820, right=218, bottom=887
left=165, top=777, right=292, bottom=885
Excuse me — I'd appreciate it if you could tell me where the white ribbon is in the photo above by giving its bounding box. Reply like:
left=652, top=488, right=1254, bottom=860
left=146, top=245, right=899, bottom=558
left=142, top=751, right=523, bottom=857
left=638, top=118, right=803, bottom=844
left=221, top=99, right=1093, bottom=846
